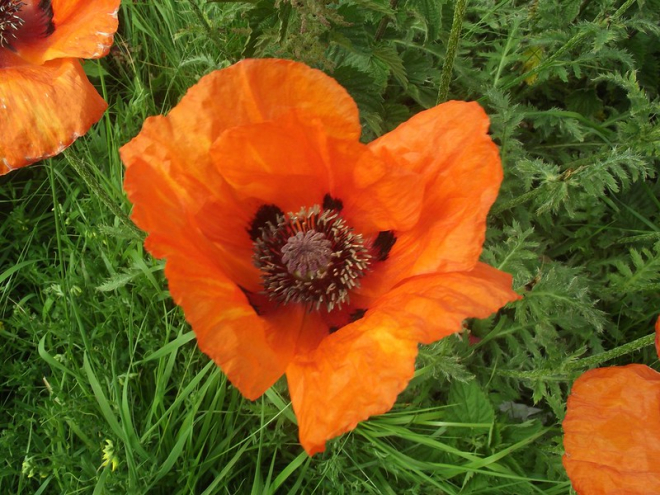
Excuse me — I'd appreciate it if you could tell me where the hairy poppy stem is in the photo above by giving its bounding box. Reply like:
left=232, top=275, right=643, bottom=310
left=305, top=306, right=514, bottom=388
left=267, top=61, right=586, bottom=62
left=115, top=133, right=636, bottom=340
left=499, top=333, right=656, bottom=380
left=437, top=0, right=468, bottom=104
left=564, top=333, right=656, bottom=371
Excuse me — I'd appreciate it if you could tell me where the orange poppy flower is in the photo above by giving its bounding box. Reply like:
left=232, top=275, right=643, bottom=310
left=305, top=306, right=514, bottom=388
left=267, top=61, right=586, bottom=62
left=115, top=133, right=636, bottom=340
left=0, top=0, right=120, bottom=175
left=120, top=58, right=521, bottom=455
left=563, top=363, right=660, bottom=494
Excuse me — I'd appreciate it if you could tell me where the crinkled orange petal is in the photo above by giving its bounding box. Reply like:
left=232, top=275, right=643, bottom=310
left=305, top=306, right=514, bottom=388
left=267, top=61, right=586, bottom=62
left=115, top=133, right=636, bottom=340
left=287, top=311, right=418, bottom=455
left=122, top=59, right=360, bottom=180
left=134, top=60, right=360, bottom=177
left=211, top=114, right=424, bottom=233
left=655, top=316, right=659, bottom=359
left=329, top=134, right=424, bottom=235
left=370, top=262, right=521, bottom=344
left=365, top=101, right=502, bottom=293
left=0, top=58, right=106, bottom=174
left=121, top=116, right=258, bottom=291
left=563, top=364, right=660, bottom=494
left=12, top=0, right=120, bottom=64
left=165, top=253, right=328, bottom=400
left=210, top=118, right=330, bottom=212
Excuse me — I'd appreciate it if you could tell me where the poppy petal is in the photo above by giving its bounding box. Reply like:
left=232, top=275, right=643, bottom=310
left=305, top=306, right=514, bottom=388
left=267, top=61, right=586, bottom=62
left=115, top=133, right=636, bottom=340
left=563, top=364, right=660, bottom=494
left=121, top=126, right=259, bottom=292
left=287, top=312, right=418, bottom=455
left=12, top=0, right=120, bottom=64
left=125, top=59, right=361, bottom=195
left=210, top=118, right=330, bottom=212
left=0, top=58, right=106, bottom=174
left=330, top=137, right=424, bottom=234
left=164, top=253, right=327, bottom=400
left=139, top=59, right=360, bottom=175
left=211, top=115, right=424, bottom=233
left=370, top=262, right=520, bottom=344
left=368, top=101, right=502, bottom=283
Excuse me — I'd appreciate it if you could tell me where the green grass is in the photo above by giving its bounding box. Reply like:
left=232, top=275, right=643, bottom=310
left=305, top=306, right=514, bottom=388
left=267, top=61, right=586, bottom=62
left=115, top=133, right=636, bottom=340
left=1, top=0, right=659, bottom=493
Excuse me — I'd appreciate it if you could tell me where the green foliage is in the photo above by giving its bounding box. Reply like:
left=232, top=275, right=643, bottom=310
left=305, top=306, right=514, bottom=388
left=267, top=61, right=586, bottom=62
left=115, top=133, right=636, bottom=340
left=1, top=0, right=659, bottom=493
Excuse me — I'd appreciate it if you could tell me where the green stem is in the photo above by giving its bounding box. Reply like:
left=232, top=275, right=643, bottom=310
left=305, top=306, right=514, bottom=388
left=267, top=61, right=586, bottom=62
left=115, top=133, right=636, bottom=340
left=499, top=334, right=656, bottom=380
left=437, top=0, right=468, bottom=104
left=564, top=334, right=656, bottom=371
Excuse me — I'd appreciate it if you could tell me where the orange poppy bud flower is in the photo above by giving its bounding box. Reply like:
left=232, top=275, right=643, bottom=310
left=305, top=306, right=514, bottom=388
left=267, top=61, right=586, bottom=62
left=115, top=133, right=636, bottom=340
left=120, top=58, right=521, bottom=455
left=563, top=364, right=660, bottom=494
left=0, top=0, right=120, bottom=174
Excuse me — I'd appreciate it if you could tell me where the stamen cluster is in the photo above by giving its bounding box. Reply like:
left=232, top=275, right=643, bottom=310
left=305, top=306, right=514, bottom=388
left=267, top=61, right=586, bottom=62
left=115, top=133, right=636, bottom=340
left=0, top=0, right=25, bottom=47
left=253, top=204, right=371, bottom=311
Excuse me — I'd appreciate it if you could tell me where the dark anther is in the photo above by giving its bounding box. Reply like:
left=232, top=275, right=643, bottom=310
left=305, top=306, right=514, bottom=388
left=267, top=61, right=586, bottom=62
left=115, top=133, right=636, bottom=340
left=248, top=204, right=284, bottom=241
left=373, top=231, right=396, bottom=261
left=349, top=308, right=367, bottom=322
left=322, top=193, right=343, bottom=212
left=38, top=0, right=54, bottom=36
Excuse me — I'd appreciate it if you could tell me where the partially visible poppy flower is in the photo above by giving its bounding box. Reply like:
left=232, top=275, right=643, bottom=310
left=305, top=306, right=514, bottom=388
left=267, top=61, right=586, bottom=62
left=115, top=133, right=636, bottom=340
left=563, top=364, right=660, bottom=494
left=0, top=0, right=121, bottom=175
left=120, top=58, right=520, bottom=455
left=563, top=317, right=660, bottom=494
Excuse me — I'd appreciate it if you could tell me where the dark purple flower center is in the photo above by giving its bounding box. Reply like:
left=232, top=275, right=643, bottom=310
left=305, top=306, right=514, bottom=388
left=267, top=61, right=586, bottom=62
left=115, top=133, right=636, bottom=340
left=0, top=0, right=25, bottom=47
left=252, top=204, right=371, bottom=311
left=281, top=230, right=333, bottom=279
